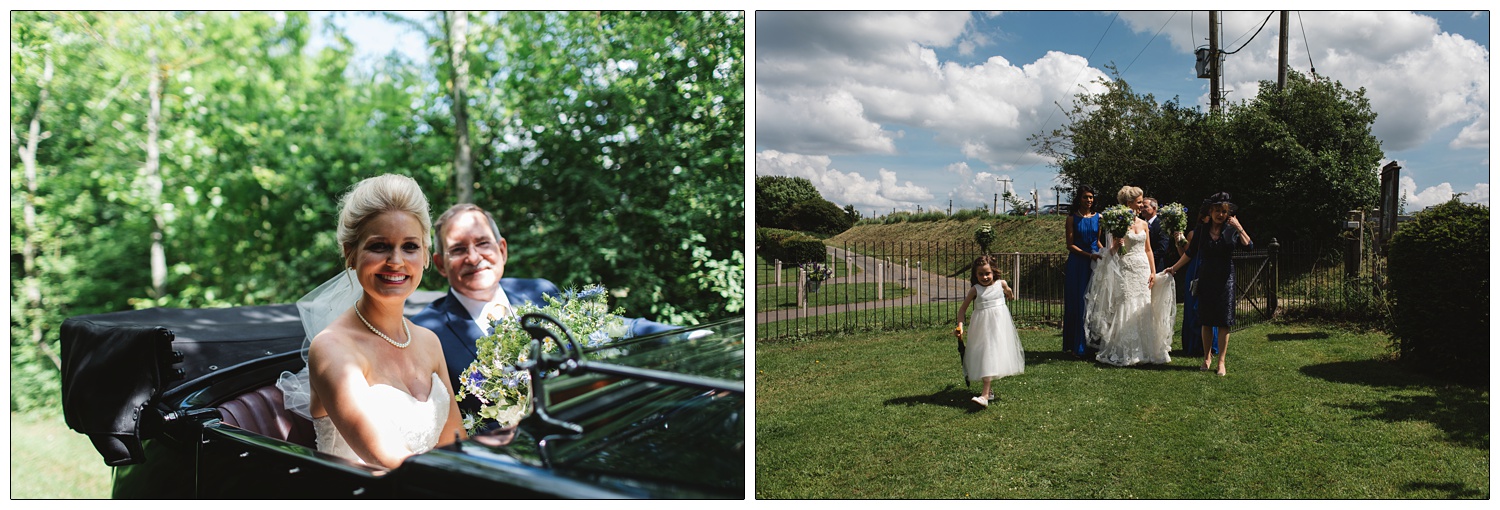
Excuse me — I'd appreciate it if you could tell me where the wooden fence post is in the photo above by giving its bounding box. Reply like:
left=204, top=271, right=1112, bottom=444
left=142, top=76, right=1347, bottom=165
left=877, top=262, right=883, bottom=300
left=847, top=255, right=854, bottom=278
left=1013, top=252, right=1021, bottom=297
left=775, top=259, right=782, bottom=285
left=797, top=268, right=807, bottom=308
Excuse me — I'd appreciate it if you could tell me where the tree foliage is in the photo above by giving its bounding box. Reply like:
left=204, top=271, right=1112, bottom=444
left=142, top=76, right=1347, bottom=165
left=1034, top=67, right=1383, bottom=243
left=9, top=11, right=744, bottom=413
left=755, top=175, right=823, bottom=229
left=1387, top=199, right=1488, bottom=386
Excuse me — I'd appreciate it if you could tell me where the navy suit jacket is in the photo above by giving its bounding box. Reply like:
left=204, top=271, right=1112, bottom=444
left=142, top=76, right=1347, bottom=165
left=411, top=278, right=678, bottom=414
left=1146, top=215, right=1169, bottom=272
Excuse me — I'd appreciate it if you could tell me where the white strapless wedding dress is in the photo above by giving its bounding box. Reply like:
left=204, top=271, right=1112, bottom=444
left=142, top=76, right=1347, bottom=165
left=313, top=372, right=449, bottom=465
left=1085, top=230, right=1175, bottom=366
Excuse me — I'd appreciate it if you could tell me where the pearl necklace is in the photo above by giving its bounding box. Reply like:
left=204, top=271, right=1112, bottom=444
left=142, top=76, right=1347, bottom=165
left=354, top=302, right=411, bottom=349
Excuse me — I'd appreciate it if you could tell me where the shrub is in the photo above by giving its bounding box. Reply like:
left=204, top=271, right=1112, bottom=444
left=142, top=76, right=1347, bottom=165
left=1386, top=198, right=1488, bottom=386
left=786, top=197, right=854, bottom=236
left=756, top=227, right=827, bottom=266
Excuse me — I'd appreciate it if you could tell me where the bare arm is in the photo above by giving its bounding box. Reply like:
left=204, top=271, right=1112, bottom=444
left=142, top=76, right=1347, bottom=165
left=1001, top=280, right=1016, bottom=301
left=955, top=285, right=976, bottom=338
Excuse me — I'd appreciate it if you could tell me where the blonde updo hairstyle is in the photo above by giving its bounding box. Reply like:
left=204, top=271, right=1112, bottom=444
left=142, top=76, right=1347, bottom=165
left=1117, top=185, right=1143, bottom=206
left=337, top=174, right=433, bottom=270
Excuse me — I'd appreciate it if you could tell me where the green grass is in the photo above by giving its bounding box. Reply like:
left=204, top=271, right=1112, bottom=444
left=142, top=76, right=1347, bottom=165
left=11, top=411, right=113, bottom=499
left=754, top=321, right=1489, bottom=499
left=756, top=255, right=861, bottom=285
left=755, top=282, right=915, bottom=312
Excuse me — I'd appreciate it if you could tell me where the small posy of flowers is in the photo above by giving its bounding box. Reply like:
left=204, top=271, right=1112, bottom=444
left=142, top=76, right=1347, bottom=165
left=974, top=224, right=996, bottom=252
left=1100, top=205, right=1136, bottom=255
left=801, top=262, right=833, bottom=282
left=1158, top=202, right=1189, bottom=247
left=456, top=284, right=627, bottom=434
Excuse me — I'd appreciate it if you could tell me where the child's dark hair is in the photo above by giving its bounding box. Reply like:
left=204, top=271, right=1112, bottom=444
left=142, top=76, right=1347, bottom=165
left=970, top=255, right=998, bottom=285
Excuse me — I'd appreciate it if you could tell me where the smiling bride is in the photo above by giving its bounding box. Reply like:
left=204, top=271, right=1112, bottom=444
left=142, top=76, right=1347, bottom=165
left=278, top=174, right=466, bottom=469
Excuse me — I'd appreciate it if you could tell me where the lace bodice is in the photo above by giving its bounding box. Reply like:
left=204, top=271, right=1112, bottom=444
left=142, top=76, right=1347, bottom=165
left=313, top=372, right=449, bottom=465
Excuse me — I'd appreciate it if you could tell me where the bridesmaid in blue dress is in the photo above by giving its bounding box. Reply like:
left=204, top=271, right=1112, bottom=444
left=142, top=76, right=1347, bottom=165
left=1062, top=185, right=1102, bottom=358
left=1178, top=207, right=1218, bottom=356
left=1166, top=193, right=1252, bottom=376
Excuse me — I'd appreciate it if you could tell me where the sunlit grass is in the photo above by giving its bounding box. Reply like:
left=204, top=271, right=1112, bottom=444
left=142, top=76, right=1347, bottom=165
left=754, top=321, right=1488, bottom=499
left=11, top=411, right=112, bottom=499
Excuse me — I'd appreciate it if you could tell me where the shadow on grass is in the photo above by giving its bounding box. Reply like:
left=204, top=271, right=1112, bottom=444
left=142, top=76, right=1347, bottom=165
left=1303, top=359, right=1489, bottom=449
left=882, top=384, right=989, bottom=413
left=1398, top=480, right=1486, bottom=498
left=1267, top=331, right=1331, bottom=341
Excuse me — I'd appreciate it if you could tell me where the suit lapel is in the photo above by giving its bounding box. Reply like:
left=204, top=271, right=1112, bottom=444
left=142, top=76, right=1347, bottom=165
left=441, top=292, right=485, bottom=358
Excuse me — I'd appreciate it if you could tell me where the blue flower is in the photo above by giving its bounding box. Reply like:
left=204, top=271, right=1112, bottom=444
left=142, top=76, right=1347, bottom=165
left=578, top=286, right=606, bottom=300
left=588, top=329, right=610, bottom=346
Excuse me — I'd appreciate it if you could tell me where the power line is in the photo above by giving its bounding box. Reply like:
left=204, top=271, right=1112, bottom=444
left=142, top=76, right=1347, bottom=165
left=1122, top=11, right=1176, bottom=75
left=1296, top=11, right=1318, bottom=79
left=1222, top=11, right=1275, bottom=55
left=1007, top=12, right=1118, bottom=171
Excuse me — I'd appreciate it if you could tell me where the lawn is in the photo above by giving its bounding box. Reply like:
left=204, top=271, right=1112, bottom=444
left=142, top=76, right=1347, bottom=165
left=754, top=321, right=1488, bottom=499
left=10, top=411, right=113, bottom=499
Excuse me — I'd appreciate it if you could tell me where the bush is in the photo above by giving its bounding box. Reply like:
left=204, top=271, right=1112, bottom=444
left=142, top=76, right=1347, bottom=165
left=786, top=197, right=855, bottom=236
left=756, top=227, right=827, bottom=266
left=1386, top=198, right=1488, bottom=386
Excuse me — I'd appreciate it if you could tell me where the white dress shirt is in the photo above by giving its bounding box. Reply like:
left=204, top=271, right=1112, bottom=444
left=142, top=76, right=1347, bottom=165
left=450, top=286, right=513, bottom=334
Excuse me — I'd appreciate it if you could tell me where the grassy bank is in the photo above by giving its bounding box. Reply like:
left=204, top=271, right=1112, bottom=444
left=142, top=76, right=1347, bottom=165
left=754, top=321, right=1488, bottom=499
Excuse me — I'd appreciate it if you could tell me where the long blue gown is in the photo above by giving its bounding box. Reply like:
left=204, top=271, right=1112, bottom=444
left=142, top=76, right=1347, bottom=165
left=1063, top=213, right=1099, bottom=357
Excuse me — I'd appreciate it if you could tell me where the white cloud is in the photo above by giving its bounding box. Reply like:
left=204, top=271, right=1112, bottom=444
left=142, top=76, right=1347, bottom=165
left=1399, top=176, right=1488, bottom=211
left=755, top=12, right=1110, bottom=167
left=1122, top=11, right=1489, bottom=154
left=755, top=150, right=934, bottom=211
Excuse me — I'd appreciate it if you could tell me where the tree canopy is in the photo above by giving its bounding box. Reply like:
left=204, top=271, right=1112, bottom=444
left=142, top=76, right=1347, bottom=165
left=1033, top=67, right=1383, bottom=243
left=9, top=11, right=744, bottom=413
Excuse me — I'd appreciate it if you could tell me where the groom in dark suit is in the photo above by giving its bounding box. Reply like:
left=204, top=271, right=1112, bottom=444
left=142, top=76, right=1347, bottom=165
left=1141, top=197, right=1169, bottom=273
left=411, top=204, right=676, bottom=413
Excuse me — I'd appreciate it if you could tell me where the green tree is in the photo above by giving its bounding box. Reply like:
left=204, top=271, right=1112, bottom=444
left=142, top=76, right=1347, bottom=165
left=1033, top=68, right=1381, bottom=243
left=755, top=175, right=822, bottom=229
left=479, top=11, right=745, bottom=324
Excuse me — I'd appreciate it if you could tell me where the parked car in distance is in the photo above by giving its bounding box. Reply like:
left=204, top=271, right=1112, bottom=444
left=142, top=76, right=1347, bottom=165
left=1039, top=204, right=1072, bottom=215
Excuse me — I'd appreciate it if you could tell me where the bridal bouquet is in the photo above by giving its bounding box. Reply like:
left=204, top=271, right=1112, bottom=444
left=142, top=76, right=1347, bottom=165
left=974, top=223, right=996, bottom=253
left=1100, top=205, right=1136, bottom=255
left=457, top=285, right=628, bottom=433
left=800, top=262, right=834, bottom=282
left=1158, top=202, right=1188, bottom=247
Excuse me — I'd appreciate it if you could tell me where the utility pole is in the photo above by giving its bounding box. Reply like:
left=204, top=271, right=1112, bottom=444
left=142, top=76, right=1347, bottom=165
left=1278, top=11, right=1289, bottom=91
left=1209, top=11, right=1221, bottom=113
left=996, top=177, right=1012, bottom=214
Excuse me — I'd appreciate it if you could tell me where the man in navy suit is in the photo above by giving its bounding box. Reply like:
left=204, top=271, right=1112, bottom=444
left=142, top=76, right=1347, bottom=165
left=411, top=204, right=676, bottom=414
left=1141, top=197, right=1169, bottom=273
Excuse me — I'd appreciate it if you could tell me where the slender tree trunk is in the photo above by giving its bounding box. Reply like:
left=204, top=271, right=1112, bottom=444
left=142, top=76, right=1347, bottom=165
left=146, top=48, right=167, bottom=297
left=17, top=55, right=55, bottom=366
left=447, top=10, right=474, bottom=203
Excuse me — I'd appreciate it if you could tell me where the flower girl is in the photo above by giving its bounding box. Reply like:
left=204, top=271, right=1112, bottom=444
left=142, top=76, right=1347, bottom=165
left=954, top=255, right=1025, bottom=408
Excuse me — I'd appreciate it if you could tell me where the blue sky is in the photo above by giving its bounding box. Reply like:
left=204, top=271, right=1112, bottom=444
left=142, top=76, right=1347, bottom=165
left=754, top=11, right=1491, bottom=216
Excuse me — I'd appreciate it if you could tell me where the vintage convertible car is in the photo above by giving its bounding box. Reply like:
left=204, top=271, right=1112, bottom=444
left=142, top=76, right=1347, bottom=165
left=60, top=293, right=745, bottom=499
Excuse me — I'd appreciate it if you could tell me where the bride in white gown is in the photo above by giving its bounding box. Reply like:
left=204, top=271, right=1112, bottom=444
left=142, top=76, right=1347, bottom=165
left=279, top=174, right=465, bottom=470
left=1084, top=186, right=1175, bottom=366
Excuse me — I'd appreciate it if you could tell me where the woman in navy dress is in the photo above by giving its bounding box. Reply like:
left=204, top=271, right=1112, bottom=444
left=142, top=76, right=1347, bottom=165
left=1062, top=185, right=1102, bottom=358
left=1166, top=193, right=1252, bottom=375
left=1178, top=207, right=1218, bottom=356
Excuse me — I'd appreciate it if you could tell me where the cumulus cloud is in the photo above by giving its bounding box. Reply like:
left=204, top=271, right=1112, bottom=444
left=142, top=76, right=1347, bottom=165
left=1120, top=11, right=1488, bottom=154
left=756, top=12, right=1110, bottom=167
left=1399, top=176, right=1489, bottom=211
left=756, top=150, right=934, bottom=211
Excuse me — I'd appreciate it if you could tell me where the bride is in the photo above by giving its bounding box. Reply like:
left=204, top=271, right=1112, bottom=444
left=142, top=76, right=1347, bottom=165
left=1084, top=185, right=1175, bottom=366
left=279, top=174, right=466, bottom=470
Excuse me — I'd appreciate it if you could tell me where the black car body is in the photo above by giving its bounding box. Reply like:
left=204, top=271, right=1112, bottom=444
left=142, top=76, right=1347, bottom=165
left=59, top=294, right=745, bottom=499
